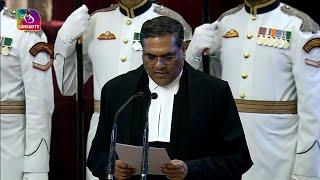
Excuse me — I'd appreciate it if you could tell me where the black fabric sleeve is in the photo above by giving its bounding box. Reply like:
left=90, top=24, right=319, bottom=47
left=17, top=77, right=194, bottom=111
left=186, top=82, right=252, bottom=180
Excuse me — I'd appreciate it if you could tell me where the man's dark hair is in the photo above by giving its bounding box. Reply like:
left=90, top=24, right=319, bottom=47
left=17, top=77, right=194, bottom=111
left=0, top=0, right=5, bottom=11
left=140, top=16, right=184, bottom=48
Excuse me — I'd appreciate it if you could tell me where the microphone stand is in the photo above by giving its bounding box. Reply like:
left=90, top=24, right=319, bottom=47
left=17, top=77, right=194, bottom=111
left=141, top=93, right=157, bottom=180
left=202, top=0, right=211, bottom=74
left=141, top=116, right=149, bottom=180
left=106, top=92, right=144, bottom=180
left=75, top=0, right=85, bottom=179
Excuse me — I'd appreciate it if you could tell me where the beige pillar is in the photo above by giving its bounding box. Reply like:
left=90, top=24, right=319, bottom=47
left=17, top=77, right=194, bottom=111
left=28, top=0, right=52, bottom=22
left=4, top=0, right=52, bottom=22
left=5, top=0, right=27, bottom=9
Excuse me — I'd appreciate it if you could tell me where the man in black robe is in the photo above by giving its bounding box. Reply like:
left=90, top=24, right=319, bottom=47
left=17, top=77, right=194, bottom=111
left=87, top=16, right=252, bottom=180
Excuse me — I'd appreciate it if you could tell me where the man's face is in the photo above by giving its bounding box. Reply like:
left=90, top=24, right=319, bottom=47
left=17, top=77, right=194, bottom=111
left=142, top=35, right=185, bottom=86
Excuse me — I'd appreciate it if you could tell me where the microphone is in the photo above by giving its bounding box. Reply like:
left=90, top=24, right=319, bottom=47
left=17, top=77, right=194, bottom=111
left=106, top=91, right=145, bottom=180
left=141, top=92, right=158, bottom=180
left=150, top=92, right=158, bottom=100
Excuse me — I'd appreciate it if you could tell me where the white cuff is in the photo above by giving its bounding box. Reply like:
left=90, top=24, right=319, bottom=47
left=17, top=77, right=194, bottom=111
left=23, top=172, right=48, bottom=180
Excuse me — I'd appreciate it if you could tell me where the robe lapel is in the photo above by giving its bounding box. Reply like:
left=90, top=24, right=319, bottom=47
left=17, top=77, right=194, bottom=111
left=169, top=64, right=190, bottom=160
left=130, top=68, right=151, bottom=146
left=116, top=66, right=150, bottom=146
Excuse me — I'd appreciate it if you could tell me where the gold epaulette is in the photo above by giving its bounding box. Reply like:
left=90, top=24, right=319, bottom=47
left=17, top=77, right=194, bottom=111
left=90, top=4, right=119, bottom=16
left=154, top=4, right=192, bottom=40
left=217, top=4, right=244, bottom=21
left=281, top=4, right=319, bottom=34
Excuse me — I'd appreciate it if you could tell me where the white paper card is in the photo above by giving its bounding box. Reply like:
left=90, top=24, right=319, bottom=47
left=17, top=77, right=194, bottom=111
left=116, top=143, right=171, bottom=175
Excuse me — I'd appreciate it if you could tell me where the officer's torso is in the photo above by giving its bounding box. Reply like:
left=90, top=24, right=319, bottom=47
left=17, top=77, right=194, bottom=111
left=218, top=4, right=301, bottom=101
left=0, top=10, right=25, bottom=101
left=85, top=5, right=160, bottom=99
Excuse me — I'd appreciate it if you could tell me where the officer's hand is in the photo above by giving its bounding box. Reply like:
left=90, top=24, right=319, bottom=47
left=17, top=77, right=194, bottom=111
left=186, top=21, right=220, bottom=61
left=161, top=159, right=188, bottom=180
left=23, top=172, right=48, bottom=180
left=58, top=4, right=90, bottom=44
left=114, top=160, right=136, bottom=180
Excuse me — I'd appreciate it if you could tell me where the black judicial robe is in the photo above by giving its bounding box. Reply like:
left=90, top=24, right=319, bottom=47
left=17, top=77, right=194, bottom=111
left=87, top=63, right=252, bottom=179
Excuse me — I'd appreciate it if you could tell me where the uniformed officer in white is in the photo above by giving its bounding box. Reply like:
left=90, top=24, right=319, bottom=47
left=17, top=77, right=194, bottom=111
left=186, top=0, right=320, bottom=180
left=0, top=1, right=54, bottom=180
left=53, top=0, right=192, bottom=179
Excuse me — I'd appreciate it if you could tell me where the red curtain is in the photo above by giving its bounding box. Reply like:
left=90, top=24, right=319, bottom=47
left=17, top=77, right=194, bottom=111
left=52, top=0, right=244, bottom=29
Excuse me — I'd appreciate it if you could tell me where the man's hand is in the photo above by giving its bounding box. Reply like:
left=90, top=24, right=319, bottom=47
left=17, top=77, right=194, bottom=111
left=114, top=160, right=136, bottom=180
left=186, top=21, right=220, bottom=61
left=161, top=159, right=188, bottom=180
left=57, top=4, right=90, bottom=44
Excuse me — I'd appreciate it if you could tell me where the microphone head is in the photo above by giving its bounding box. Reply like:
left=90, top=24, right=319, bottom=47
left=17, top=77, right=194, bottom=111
left=150, top=93, right=158, bottom=99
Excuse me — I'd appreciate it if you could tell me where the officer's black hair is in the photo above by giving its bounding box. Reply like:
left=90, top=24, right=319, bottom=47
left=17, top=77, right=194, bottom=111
left=140, top=16, right=184, bottom=48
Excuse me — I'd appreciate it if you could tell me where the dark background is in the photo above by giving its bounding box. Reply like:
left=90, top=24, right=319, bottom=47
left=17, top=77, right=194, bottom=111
left=47, top=1, right=319, bottom=180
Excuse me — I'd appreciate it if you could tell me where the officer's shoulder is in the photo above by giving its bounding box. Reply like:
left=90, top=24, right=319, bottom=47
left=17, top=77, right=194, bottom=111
left=90, top=3, right=119, bottom=17
left=2, top=8, right=17, bottom=27
left=217, top=4, right=245, bottom=21
left=22, top=30, right=45, bottom=38
left=15, top=28, right=45, bottom=40
left=153, top=4, right=184, bottom=20
left=3, top=8, right=44, bottom=38
left=281, top=4, right=319, bottom=34
left=153, top=4, right=192, bottom=37
left=3, top=7, right=16, bottom=19
left=189, top=65, right=226, bottom=87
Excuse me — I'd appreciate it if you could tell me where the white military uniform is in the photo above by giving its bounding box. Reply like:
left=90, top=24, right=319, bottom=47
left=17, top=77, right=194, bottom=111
left=53, top=1, right=192, bottom=179
left=0, top=7, right=54, bottom=180
left=186, top=1, right=320, bottom=180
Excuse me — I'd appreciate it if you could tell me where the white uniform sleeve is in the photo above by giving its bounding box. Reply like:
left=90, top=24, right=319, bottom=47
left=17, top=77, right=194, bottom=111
left=53, top=18, right=94, bottom=96
left=292, top=28, right=320, bottom=179
left=17, top=31, right=54, bottom=173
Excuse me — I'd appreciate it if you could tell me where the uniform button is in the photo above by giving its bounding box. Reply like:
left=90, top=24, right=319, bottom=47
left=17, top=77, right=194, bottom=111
left=251, top=15, right=257, bottom=21
left=247, top=33, right=253, bottom=39
left=120, top=56, right=127, bottom=62
left=240, top=92, right=246, bottom=99
left=123, top=38, right=129, bottom=44
left=244, top=52, right=250, bottom=59
left=242, top=72, right=248, bottom=79
left=126, top=19, right=132, bottom=25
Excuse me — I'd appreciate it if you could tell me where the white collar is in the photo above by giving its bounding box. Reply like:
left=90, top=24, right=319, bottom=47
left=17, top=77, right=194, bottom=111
left=148, top=69, right=183, bottom=94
